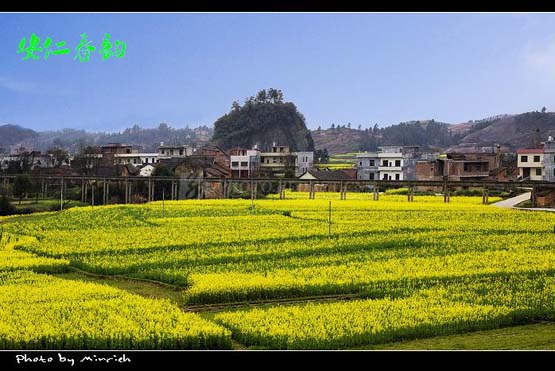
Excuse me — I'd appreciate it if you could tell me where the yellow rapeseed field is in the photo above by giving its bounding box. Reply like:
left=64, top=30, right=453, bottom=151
left=3, top=192, right=555, bottom=348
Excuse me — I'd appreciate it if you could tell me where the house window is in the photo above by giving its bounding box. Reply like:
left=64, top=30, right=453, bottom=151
left=273, top=158, right=277, bottom=164
left=536, top=168, right=542, bottom=176
left=383, top=160, right=389, bottom=167
left=395, top=174, right=400, bottom=180
left=382, top=174, right=388, bottom=180
left=359, top=161, right=363, bottom=166
left=232, top=161, right=239, bottom=167
left=133, top=159, right=137, bottom=164
left=180, top=150, right=184, bottom=155
left=521, top=155, right=528, bottom=162
left=395, top=160, right=401, bottom=167
left=240, top=161, right=248, bottom=167
left=370, top=160, right=375, bottom=166
left=369, top=173, right=375, bottom=180
left=534, top=155, right=541, bottom=162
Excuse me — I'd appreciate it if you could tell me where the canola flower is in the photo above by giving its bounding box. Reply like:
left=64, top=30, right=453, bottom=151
left=213, top=274, right=555, bottom=349
left=0, top=271, right=231, bottom=349
left=3, top=193, right=555, bottom=349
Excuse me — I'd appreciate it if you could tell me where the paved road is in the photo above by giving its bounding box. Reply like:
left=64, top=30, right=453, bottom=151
left=492, top=192, right=555, bottom=212
left=492, top=192, right=531, bottom=209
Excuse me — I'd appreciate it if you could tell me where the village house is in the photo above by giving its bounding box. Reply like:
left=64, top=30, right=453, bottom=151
left=517, top=148, right=544, bottom=181
left=298, top=168, right=354, bottom=192
left=357, top=146, right=434, bottom=181
left=257, top=143, right=313, bottom=178
left=0, top=151, right=56, bottom=172
left=259, top=143, right=297, bottom=178
left=157, top=143, right=196, bottom=158
left=416, top=147, right=504, bottom=182
left=543, top=137, right=555, bottom=182
left=295, top=151, right=314, bottom=177
left=378, top=146, right=404, bottom=180
left=158, top=155, right=230, bottom=199
left=139, top=164, right=155, bottom=177
left=356, top=151, right=379, bottom=180
left=199, top=145, right=230, bottom=171
left=114, top=153, right=159, bottom=167
left=230, top=147, right=260, bottom=178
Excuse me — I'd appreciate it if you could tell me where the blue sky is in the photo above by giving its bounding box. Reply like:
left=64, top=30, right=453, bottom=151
left=1, top=13, right=554, bottom=132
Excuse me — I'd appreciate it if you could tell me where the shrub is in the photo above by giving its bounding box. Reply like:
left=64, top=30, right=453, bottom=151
left=0, top=194, right=15, bottom=216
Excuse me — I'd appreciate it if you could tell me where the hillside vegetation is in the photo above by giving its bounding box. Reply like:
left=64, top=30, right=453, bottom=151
left=211, top=89, right=314, bottom=152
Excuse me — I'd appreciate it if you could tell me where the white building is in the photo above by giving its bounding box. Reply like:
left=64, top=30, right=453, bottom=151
left=158, top=143, right=196, bottom=158
left=0, top=152, right=55, bottom=171
left=356, top=146, right=431, bottom=181
left=230, top=148, right=260, bottom=178
left=378, top=146, right=404, bottom=180
left=139, top=164, right=156, bottom=177
left=114, top=153, right=159, bottom=166
left=517, top=148, right=544, bottom=181
left=295, top=151, right=314, bottom=177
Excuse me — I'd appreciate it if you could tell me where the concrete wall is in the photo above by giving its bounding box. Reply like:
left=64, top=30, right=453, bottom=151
left=298, top=183, right=342, bottom=192
left=544, top=140, right=555, bottom=182
left=536, top=189, right=555, bottom=207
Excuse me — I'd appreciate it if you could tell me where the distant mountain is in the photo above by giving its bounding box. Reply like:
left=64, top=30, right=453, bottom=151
left=0, top=123, right=212, bottom=154
left=0, top=124, right=38, bottom=150
left=3, top=110, right=555, bottom=157
left=449, top=112, right=555, bottom=151
left=312, top=112, right=555, bottom=154
left=312, top=120, right=454, bottom=155
left=311, top=127, right=363, bottom=154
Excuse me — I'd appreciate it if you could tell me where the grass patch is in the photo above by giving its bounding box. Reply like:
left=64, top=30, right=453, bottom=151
left=53, top=271, right=185, bottom=306
left=357, top=322, right=555, bottom=350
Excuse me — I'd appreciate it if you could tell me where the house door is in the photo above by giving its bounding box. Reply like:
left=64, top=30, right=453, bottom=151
left=523, top=168, right=531, bottom=178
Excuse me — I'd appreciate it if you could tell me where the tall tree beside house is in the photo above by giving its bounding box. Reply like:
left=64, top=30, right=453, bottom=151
left=212, top=89, right=315, bottom=152
left=0, top=194, right=15, bottom=216
left=314, top=149, right=330, bottom=164
left=13, top=174, right=32, bottom=204
left=152, top=164, right=173, bottom=200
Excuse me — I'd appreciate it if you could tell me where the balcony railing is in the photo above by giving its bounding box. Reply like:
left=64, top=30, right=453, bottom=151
left=378, top=166, right=402, bottom=172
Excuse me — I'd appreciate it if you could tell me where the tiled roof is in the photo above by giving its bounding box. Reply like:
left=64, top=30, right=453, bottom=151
left=301, top=170, right=352, bottom=181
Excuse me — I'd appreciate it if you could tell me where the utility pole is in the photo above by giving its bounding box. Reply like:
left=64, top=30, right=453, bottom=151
left=162, top=188, right=165, bottom=216
left=328, top=201, right=332, bottom=238
left=60, top=177, right=64, bottom=211
left=251, top=179, right=255, bottom=214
